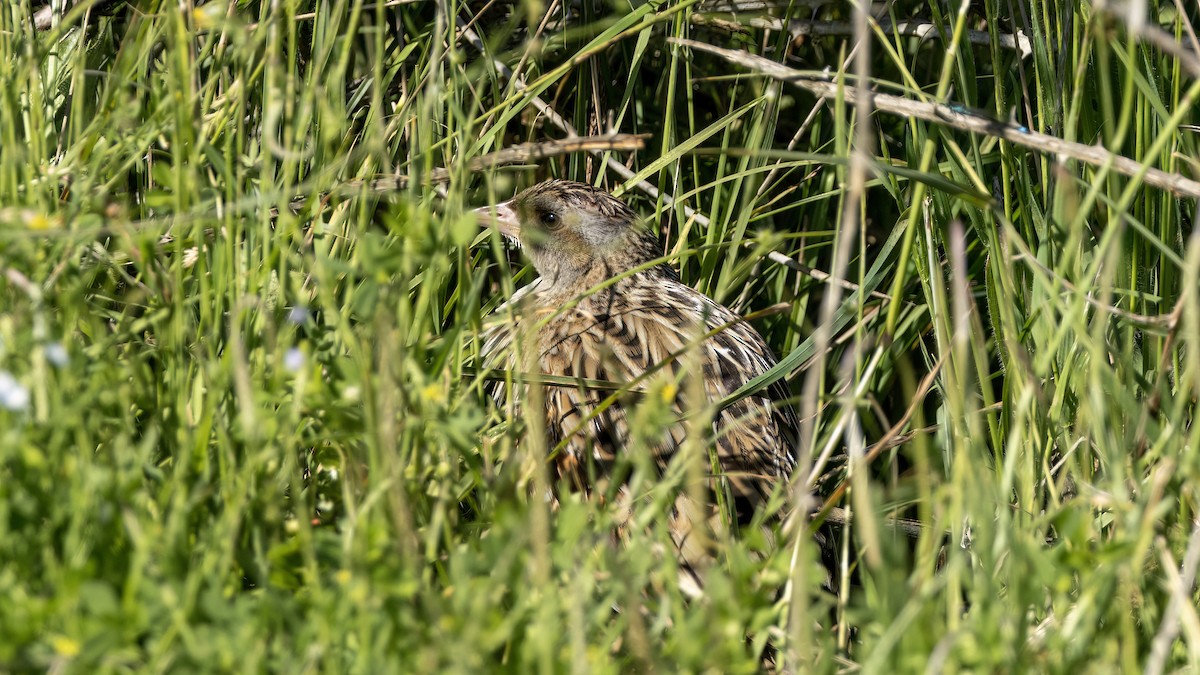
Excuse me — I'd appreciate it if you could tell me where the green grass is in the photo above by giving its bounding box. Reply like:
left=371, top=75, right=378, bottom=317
left=2, top=0, right=1200, bottom=671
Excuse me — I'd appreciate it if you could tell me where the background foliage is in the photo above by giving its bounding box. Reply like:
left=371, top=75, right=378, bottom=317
left=2, top=0, right=1200, bottom=671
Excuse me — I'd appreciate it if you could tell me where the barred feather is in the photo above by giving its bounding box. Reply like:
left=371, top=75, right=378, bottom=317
left=478, top=180, right=798, bottom=574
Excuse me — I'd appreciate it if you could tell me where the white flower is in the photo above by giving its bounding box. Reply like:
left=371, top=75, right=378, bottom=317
left=0, top=371, right=30, bottom=411
left=44, top=342, right=68, bottom=367
left=286, top=306, right=311, bottom=325
left=284, top=347, right=305, bottom=373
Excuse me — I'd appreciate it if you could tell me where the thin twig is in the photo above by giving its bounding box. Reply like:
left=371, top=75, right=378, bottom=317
left=361, top=133, right=649, bottom=192
left=1099, top=5, right=1200, bottom=80
left=693, top=15, right=1033, bottom=58
left=698, top=0, right=835, bottom=11
left=280, top=133, right=646, bottom=213
left=33, top=0, right=425, bottom=31
left=1006, top=251, right=1175, bottom=329
left=758, top=248, right=894, bottom=302
left=672, top=38, right=1200, bottom=200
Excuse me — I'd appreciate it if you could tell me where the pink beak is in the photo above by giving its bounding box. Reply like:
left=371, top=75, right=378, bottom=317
left=474, top=201, right=521, bottom=240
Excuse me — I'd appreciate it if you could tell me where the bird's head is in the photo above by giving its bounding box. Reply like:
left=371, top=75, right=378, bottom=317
left=476, top=179, right=663, bottom=288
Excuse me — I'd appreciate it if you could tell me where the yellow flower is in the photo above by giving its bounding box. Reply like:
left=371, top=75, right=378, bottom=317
left=50, top=635, right=80, bottom=658
left=420, top=383, right=445, bottom=405
left=27, top=213, right=52, bottom=231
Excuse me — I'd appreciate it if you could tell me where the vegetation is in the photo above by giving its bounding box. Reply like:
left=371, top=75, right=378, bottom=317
left=2, top=0, right=1200, bottom=671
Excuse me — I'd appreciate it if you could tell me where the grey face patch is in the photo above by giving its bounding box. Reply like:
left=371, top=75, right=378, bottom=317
left=515, top=180, right=637, bottom=253
left=492, top=179, right=670, bottom=288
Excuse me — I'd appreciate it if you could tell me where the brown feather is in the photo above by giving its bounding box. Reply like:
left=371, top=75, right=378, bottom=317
left=479, top=180, right=798, bottom=577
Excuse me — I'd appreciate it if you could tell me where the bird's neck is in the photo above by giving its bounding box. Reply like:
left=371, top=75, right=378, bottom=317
left=536, top=255, right=621, bottom=299
left=532, top=230, right=671, bottom=301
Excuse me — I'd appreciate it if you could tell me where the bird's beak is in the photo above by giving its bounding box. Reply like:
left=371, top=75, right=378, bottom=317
left=475, top=201, right=521, bottom=240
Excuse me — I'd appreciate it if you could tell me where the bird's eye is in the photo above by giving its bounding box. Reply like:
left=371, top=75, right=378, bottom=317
left=538, top=210, right=560, bottom=228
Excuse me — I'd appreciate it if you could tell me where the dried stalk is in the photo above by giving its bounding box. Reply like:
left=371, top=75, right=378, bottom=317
left=692, top=15, right=1032, bottom=58
left=672, top=37, right=1200, bottom=200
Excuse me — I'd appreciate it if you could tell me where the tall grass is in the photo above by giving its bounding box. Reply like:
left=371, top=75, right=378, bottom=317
left=1, top=0, right=1199, bottom=671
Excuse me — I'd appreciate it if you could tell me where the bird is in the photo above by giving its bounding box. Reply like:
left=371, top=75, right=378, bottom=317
left=475, top=179, right=799, bottom=579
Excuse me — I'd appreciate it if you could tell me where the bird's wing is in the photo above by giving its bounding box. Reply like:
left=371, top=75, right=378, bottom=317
left=482, top=278, right=798, bottom=510
left=655, top=282, right=798, bottom=501
left=544, top=281, right=795, bottom=486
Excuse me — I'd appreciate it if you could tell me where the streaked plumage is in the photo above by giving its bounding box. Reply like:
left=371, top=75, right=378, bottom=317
left=476, top=179, right=797, bottom=571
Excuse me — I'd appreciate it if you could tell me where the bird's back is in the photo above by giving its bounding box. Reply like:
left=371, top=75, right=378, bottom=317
left=482, top=269, right=797, bottom=530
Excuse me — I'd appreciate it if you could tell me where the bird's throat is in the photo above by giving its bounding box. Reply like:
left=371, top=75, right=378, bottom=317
left=532, top=253, right=627, bottom=304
